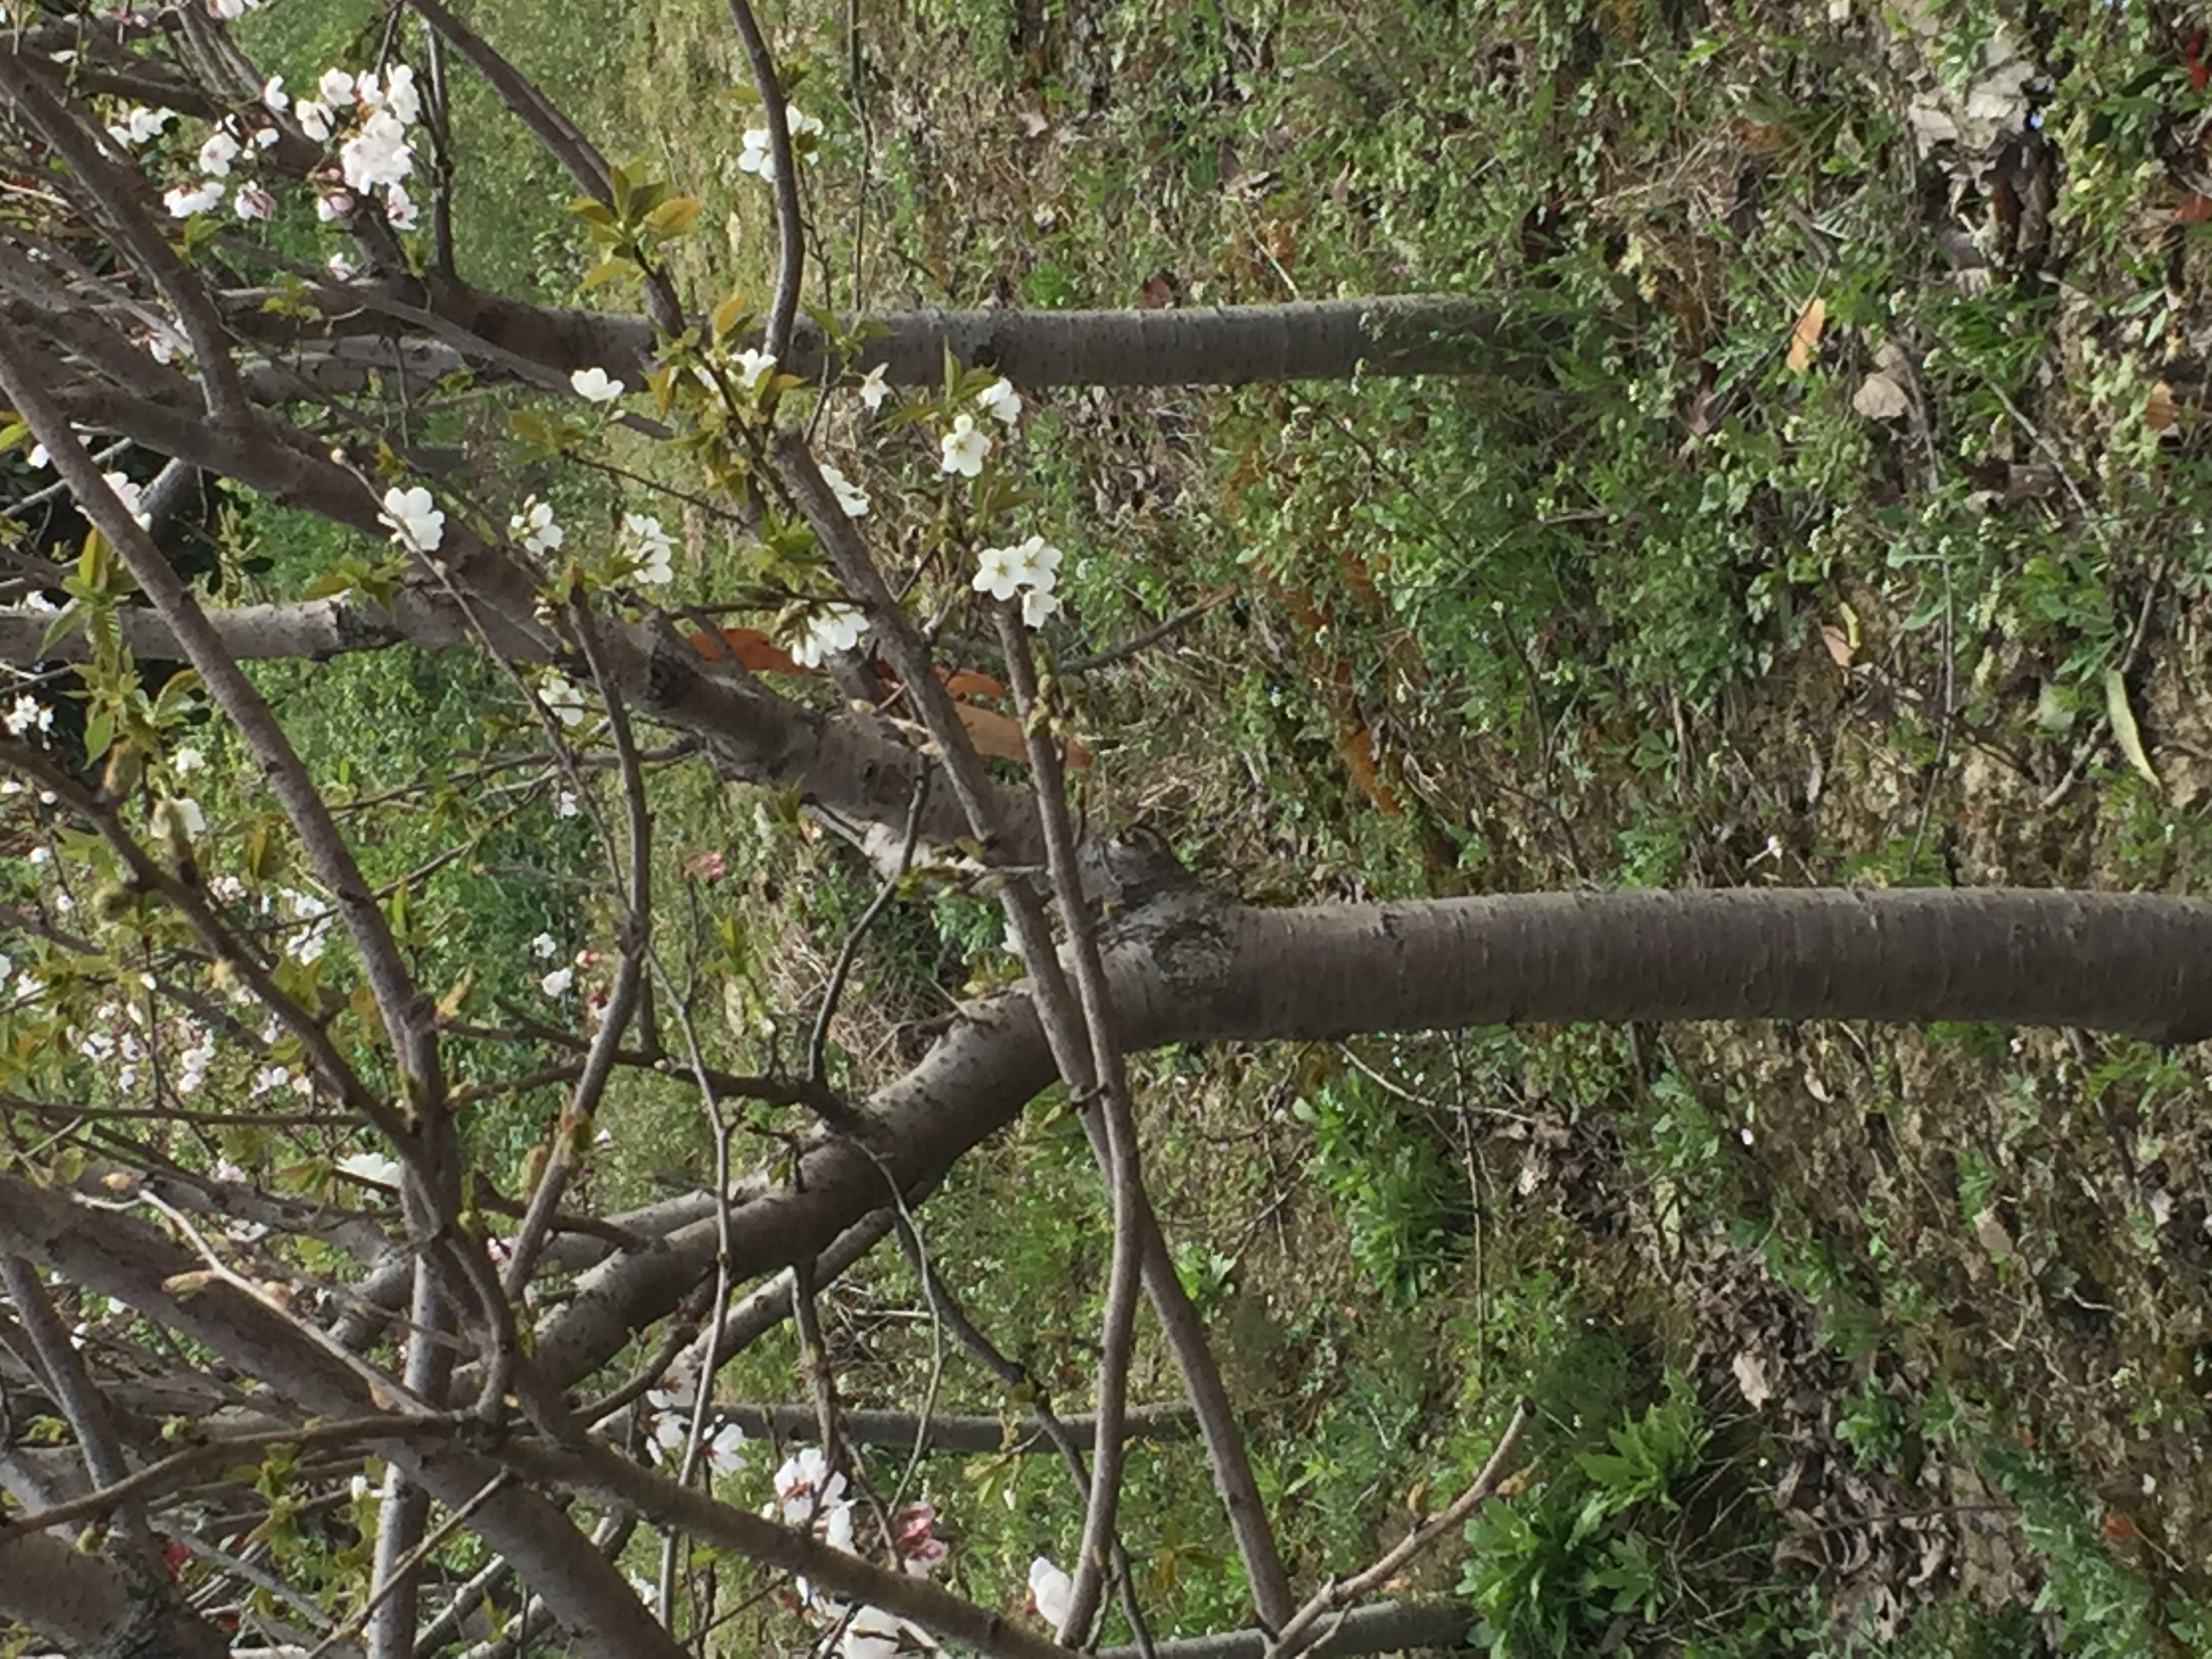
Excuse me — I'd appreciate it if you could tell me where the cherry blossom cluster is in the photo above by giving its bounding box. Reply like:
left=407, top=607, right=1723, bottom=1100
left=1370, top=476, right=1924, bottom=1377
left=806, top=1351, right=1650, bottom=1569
left=642, top=1361, right=747, bottom=1476
left=940, top=377, right=1023, bottom=478
left=769, top=1446, right=955, bottom=1658
left=529, top=933, right=611, bottom=1023
left=972, top=533, right=1063, bottom=627
left=791, top=604, right=867, bottom=669
left=146, top=52, right=428, bottom=251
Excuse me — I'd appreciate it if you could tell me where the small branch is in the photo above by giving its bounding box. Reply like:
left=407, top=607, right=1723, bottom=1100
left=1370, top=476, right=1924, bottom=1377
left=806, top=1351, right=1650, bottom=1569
left=495, top=1435, right=1087, bottom=1659
left=1060, top=588, right=1235, bottom=676
left=1101, top=1599, right=1478, bottom=1659
left=994, top=607, right=1145, bottom=1643
left=711, top=1401, right=1195, bottom=1454
left=1265, top=1400, right=1531, bottom=1659
left=500, top=605, right=653, bottom=1305
left=0, top=1258, right=156, bottom=1565
left=808, top=766, right=928, bottom=1084
left=722, top=0, right=806, bottom=357
left=0, top=1415, right=462, bottom=1556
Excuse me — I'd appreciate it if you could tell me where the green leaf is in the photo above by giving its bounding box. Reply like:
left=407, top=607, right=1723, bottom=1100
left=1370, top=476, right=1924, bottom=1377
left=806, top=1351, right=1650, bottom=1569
left=2104, top=668, right=2160, bottom=792
left=710, top=291, right=750, bottom=342
left=644, top=196, right=701, bottom=239
left=37, top=602, right=83, bottom=658
left=580, top=257, right=634, bottom=292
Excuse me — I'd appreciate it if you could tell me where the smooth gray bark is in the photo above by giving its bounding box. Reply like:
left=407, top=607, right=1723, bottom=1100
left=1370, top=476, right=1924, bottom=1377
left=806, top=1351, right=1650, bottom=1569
left=714, top=1401, right=1195, bottom=1452
left=275, top=291, right=1512, bottom=394
left=520, top=885, right=2212, bottom=1390
left=1101, top=1598, right=1475, bottom=1659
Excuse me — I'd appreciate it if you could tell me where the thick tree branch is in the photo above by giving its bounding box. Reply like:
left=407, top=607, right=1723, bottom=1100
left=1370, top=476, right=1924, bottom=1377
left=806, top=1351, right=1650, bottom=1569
left=404, top=291, right=1514, bottom=390
left=0, top=51, right=253, bottom=426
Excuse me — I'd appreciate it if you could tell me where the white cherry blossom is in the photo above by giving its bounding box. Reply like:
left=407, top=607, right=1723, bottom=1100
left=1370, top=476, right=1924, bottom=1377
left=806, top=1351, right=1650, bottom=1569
left=510, top=498, right=563, bottom=554
left=790, top=605, right=865, bottom=669
left=976, top=377, right=1022, bottom=426
left=101, top=472, right=151, bottom=529
left=1030, top=1557, right=1074, bottom=1629
left=337, top=1151, right=401, bottom=1188
left=732, top=348, right=777, bottom=394
left=106, top=106, right=175, bottom=148
left=570, top=366, right=624, bottom=403
left=340, top=110, right=413, bottom=191
left=382, top=65, right=422, bottom=125
left=772, top=1447, right=848, bottom=1523
left=699, top=1420, right=745, bottom=1475
left=378, top=485, right=444, bottom=552
left=623, top=514, right=676, bottom=586
left=939, top=413, right=990, bottom=476
left=972, top=544, right=1021, bottom=601
left=857, top=363, right=890, bottom=411
left=165, top=179, right=224, bottom=218
left=197, top=129, right=240, bottom=176
left=820, top=462, right=869, bottom=518
left=539, top=672, right=587, bottom=729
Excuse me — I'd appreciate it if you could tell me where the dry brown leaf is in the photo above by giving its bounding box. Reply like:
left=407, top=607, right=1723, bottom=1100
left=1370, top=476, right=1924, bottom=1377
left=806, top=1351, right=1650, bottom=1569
left=1820, top=623, right=1856, bottom=668
left=1786, top=295, right=1826, bottom=372
left=1736, top=120, right=1789, bottom=154
left=1733, top=1348, right=1778, bottom=1408
left=1852, top=372, right=1911, bottom=420
left=2146, top=380, right=2182, bottom=434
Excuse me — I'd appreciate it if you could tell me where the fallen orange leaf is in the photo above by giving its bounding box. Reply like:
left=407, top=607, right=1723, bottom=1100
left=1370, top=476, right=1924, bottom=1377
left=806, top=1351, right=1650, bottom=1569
left=952, top=699, right=1090, bottom=768
left=689, top=626, right=802, bottom=675
left=1786, top=295, right=1826, bottom=373
left=941, top=665, right=1008, bottom=699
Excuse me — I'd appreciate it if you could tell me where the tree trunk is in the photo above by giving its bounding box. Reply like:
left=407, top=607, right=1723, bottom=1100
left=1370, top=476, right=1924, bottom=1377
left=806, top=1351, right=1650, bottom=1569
left=514, top=884, right=2212, bottom=1395
left=1186, top=888, right=2212, bottom=1044
left=421, top=287, right=1515, bottom=388
left=0, top=1531, right=230, bottom=1659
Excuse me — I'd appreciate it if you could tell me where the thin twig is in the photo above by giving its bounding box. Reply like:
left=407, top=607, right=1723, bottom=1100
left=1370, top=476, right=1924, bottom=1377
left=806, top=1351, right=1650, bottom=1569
left=1265, top=1399, right=1532, bottom=1659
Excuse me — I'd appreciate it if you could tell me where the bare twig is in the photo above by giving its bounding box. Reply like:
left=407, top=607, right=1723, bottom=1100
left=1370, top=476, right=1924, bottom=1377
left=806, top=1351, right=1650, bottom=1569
left=1265, top=1400, right=1531, bottom=1659
left=722, top=0, right=807, bottom=357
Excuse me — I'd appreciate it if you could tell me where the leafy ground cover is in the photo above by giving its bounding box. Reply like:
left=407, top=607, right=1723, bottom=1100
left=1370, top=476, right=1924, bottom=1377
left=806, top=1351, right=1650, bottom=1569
left=238, top=0, right=2212, bottom=1652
